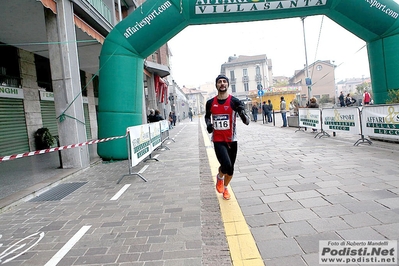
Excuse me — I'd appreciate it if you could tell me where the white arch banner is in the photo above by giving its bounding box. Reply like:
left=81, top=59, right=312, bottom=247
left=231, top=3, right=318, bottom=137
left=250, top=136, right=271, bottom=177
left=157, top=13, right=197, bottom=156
left=362, top=104, right=399, bottom=140
left=322, top=107, right=361, bottom=135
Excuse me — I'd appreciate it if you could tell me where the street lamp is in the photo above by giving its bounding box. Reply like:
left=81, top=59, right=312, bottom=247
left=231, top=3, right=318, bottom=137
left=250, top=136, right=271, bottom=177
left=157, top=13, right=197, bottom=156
left=301, top=17, right=312, bottom=103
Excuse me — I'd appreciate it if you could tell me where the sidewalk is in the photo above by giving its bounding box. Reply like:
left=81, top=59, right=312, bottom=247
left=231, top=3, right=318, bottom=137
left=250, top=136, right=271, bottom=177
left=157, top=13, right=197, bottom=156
left=0, top=115, right=398, bottom=265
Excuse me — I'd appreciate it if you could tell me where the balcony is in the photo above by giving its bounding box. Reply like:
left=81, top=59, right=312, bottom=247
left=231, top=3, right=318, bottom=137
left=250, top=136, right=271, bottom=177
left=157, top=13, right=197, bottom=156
left=255, top=74, right=262, bottom=83
left=85, top=0, right=112, bottom=24
left=242, top=76, right=249, bottom=83
left=0, top=75, right=21, bottom=88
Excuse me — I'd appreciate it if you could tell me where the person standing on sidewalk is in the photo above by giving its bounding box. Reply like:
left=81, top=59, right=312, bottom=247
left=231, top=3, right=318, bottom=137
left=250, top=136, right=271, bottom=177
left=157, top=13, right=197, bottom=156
left=204, top=74, right=250, bottom=200
left=252, top=103, right=258, bottom=122
left=262, top=101, right=268, bottom=123
left=266, top=99, right=273, bottom=123
left=280, top=96, right=287, bottom=127
left=363, top=90, right=372, bottom=105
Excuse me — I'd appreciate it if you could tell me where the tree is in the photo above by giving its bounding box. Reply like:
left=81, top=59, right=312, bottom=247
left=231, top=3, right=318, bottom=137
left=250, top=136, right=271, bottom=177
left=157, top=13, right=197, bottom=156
left=275, top=80, right=288, bottom=87
left=386, top=89, right=399, bottom=104
left=319, top=95, right=332, bottom=104
left=355, top=82, right=371, bottom=95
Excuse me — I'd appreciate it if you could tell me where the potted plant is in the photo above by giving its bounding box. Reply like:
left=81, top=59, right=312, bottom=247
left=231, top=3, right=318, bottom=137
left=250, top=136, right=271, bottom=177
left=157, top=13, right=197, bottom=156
left=34, top=127, right=54, bottom=150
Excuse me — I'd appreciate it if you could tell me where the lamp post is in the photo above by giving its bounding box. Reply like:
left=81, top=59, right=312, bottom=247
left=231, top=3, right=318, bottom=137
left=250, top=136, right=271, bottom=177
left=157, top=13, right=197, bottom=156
left=301, top=17, right=312, bottom=103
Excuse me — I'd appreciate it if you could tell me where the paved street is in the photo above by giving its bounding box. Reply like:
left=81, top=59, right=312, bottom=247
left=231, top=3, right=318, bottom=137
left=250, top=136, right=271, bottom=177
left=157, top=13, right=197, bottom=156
left=0, top=114, right=398, bottom=265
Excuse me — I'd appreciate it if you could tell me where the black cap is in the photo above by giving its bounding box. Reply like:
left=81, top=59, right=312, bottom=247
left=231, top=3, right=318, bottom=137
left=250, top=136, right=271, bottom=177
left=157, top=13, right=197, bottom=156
left=215, top=74, right=229, bottom=86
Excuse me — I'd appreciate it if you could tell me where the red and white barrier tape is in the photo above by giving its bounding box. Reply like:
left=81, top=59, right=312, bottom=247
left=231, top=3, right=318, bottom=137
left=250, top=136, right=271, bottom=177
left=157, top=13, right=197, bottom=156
left=0, top=135, right=126, bottom=162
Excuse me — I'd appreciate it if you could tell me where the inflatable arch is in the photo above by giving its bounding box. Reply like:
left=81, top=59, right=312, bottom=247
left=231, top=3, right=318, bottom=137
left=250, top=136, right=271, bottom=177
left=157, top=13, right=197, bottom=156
left=98, top=0, right=399, bottom=159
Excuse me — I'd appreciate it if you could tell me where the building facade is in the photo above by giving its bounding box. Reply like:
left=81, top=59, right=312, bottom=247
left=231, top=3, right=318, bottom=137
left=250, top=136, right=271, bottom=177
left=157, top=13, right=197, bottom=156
left=289, top=60, right=336, bottom=106
left=220, top=55, right=273, bottom=102
left=0, top=0, right=173, bottom=168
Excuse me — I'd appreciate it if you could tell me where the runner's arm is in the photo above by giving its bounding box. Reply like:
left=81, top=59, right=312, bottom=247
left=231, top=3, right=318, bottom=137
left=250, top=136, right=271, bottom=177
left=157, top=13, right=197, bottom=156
left=231, top=97, right=250, bottom=125
left=204, top=99, right=213, bottom=133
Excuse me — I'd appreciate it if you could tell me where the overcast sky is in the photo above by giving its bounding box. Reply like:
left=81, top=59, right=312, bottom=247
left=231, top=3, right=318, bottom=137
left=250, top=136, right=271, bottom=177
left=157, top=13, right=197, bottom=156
left=168, top=15, right=370, bottom=88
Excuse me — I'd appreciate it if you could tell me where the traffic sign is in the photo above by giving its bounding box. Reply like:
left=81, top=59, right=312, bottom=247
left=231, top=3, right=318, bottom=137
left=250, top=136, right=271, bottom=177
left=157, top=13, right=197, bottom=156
left=257, top=90, right=264, bottom=96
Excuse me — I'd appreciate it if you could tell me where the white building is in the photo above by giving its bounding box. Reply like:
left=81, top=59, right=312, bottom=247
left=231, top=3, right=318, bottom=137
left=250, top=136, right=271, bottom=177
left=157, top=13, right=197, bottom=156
left=220, top=55, right=273, bottom=101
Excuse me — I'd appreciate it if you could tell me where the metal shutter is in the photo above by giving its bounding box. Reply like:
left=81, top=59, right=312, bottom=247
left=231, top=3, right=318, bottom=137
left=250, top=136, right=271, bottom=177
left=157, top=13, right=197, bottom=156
left=0, top=98, right=29, bottom=156
left=40, top=101, right=58, bottom=137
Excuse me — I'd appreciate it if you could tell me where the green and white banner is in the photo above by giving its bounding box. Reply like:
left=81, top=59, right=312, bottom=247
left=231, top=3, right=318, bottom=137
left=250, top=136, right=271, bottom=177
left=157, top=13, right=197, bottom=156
left=322, top=107, right=361, bottom=135
left=127, top=124, right=152, bottom=168
left=299, top=108, right=321, bottom=130
left=362, top=104, right=399, bottom=140
left=149, top=122, right=162, bottom=150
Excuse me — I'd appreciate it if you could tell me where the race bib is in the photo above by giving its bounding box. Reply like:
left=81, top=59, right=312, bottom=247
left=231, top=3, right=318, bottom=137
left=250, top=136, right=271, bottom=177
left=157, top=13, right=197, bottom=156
left=213, top=114, right=230, bottom=130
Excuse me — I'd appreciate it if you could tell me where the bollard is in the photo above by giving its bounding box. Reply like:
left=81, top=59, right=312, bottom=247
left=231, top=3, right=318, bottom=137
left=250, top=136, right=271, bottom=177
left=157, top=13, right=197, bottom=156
left=54, top=135, right=63, bottom=168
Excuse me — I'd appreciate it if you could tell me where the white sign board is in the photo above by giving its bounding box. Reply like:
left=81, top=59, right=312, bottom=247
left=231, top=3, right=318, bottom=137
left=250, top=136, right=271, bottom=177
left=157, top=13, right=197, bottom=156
left=127, top=124, right=151, bottom=167
left=362, top=104, right=399, bottom=140
left=149, top=122, right=161, bottom=150
left=298, top=108, right=321, bottom=130
left=160, top=120, right=169, bottom=133
left=0, top=86, right=24, bottom=99
left=322, top=107, right=361, bottom=135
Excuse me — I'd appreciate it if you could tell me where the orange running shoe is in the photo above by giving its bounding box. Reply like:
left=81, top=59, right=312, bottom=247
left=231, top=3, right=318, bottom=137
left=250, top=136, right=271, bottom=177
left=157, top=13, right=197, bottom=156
left=216, top=175, right=224, bottom=193
left=223, top=188, right=230, bottom=200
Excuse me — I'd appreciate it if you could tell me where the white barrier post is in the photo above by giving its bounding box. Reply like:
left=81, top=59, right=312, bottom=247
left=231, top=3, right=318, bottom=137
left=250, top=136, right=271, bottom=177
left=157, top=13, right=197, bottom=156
left=354, top=107, right=372, bottom=146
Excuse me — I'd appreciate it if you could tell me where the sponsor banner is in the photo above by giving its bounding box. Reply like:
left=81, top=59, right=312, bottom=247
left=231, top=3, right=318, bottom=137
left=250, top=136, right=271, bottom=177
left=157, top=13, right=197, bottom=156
left=322, top=107, right=361, bottom=135
left=195, top=0, right=327, bottom=15
left=149, top=122, right=161, bottom=150
left=127, top=124, right=151, bottom=168
left=319, top=240, right=397, bottom=264
left=160, top=120, right=169, bottom=133
left=362, top=104, right=399, bottom=140
left=298, top=108, right=321, bottom=130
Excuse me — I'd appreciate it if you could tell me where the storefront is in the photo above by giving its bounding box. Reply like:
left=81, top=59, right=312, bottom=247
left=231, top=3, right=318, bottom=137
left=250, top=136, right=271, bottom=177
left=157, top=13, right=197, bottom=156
left=0, top=86, right=29, bottom=156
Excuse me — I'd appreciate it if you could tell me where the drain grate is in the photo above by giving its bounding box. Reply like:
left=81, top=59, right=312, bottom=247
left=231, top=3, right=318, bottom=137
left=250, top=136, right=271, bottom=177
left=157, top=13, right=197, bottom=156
left=30, top=182, right=87, bottom=202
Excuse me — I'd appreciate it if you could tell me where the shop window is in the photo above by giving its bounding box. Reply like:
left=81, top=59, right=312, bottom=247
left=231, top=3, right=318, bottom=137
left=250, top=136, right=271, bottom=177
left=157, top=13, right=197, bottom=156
left=0, top=43, right=21, bottom=87
left=34, top=54, right=53, bottom=91
left=80, top=70, right=87, bottom=96
left=93, top=75, right=99, bottom=98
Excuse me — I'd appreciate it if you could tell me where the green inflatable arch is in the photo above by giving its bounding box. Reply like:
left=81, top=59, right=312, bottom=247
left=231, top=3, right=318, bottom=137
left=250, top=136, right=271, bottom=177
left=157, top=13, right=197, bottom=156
left=98, top=0, right=399, bottom=159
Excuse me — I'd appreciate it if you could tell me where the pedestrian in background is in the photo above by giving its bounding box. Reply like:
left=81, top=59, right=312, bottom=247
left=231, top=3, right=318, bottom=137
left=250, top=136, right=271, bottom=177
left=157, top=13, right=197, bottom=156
left=262, top=101, right=268, bottom=123
left=280, top=96, right=287, bottom=127
left=168, top=112, right=174, bottom=129
left=204, top=74, right=250, bottom=200
left=148, top=109, right=156, bottom=123
left=345, top=93, right=356, bottom=107
left=154, top=109, right=164, bottom=121
left=188, top=110, right=193, bottom=121
left=252, top=103, right=258, bottom=122
left=308, top=97, right=319, bottom=132
left=267, top=99, right=273, bottom=123
left=363, top=90, right=372, bottom=105
left=172, top=111, right=177, bottom=126
left=339, top=91, right=345, bottom=107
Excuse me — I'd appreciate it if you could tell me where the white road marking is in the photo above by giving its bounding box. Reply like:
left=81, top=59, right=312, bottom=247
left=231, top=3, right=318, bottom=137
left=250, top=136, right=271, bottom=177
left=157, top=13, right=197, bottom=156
left=44, top=225, right=91, bottom=266
left=0, top=232, right=44, bottom=264
left=139, top=165, right=149, bottom=174
left=110, top=184, right=131, bottom=201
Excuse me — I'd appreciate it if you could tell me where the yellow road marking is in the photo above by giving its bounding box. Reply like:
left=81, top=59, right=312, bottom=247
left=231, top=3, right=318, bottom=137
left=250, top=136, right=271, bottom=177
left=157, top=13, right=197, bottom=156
left=200, top=121, right=264, bottom=266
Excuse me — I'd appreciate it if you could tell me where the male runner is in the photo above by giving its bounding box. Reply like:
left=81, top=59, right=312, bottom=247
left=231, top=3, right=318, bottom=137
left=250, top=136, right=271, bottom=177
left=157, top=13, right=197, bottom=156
left=204, top=74, right=250, bottom=200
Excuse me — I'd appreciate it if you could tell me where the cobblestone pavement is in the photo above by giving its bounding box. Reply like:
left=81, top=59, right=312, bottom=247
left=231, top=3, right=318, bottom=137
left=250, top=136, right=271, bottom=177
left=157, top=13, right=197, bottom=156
left=0, top=115, right=398, bottom=266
